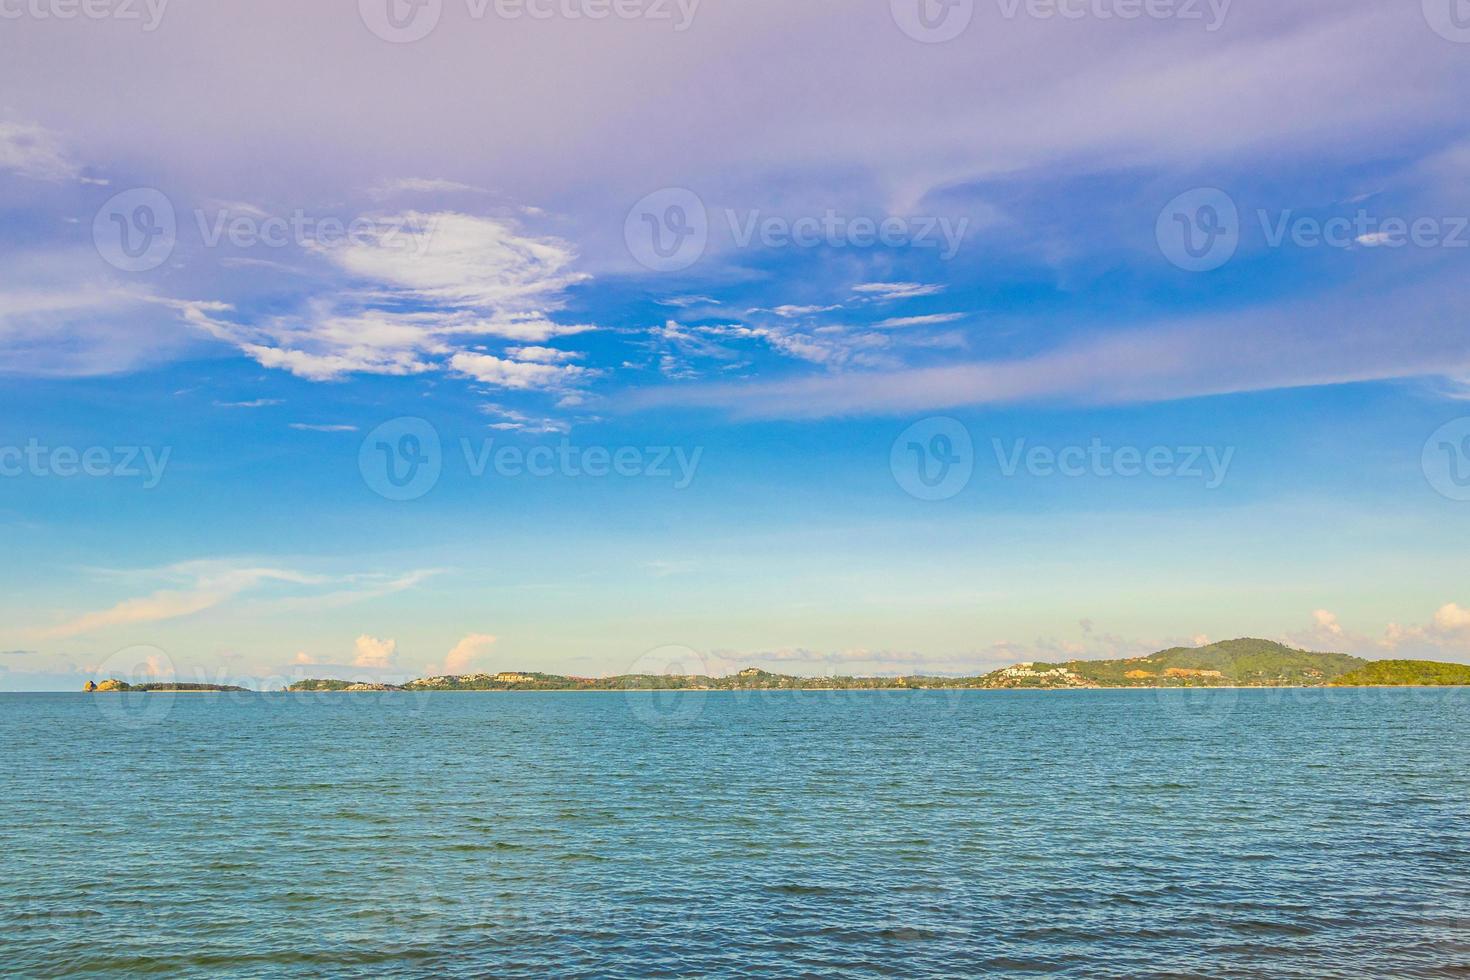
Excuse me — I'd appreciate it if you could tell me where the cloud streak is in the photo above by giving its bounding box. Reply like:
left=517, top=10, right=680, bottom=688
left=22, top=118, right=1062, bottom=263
left=633, top=275, right=1470, bottom=418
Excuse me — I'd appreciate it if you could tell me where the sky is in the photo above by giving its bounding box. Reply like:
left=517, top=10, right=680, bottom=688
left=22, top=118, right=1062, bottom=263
left=1, top=0, right=1469, bottom=690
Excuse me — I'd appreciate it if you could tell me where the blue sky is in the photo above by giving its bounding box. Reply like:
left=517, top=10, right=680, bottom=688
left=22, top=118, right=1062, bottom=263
left=2, top=0, right=1469, bottom=689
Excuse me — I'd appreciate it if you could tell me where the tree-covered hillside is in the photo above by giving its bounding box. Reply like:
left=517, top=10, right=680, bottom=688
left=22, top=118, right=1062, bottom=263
left=982, top=639, right=1366, bottom=688
left=1331, top=660, right=1470, bottom=686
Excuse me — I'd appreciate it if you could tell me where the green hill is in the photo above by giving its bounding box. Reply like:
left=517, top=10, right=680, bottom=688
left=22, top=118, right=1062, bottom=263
left=85, top=680, right=250, bottom=692
left=1331, top=660, right=1470, bottom=687
left=981, top=639, right=1367, bottom=688
left=277, top=640, right=1470, bottom=693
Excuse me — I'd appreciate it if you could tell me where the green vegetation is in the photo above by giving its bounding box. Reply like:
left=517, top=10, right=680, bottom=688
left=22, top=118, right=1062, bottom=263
left=289, top=679, right=375, bottom=692
left=84, top=680, right=250, bottom=693
left=993, top=639, right=1368, bottom=689
left=397, top=669, right=937, bottom=692
left=257, top=640, right=1470, bottom=694
left=1330, top=659, right=1470, bottom=687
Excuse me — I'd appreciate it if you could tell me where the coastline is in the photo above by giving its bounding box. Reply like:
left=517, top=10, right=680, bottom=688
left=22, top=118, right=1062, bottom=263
left=78, top=641, right=1470, bottom=695
left=72, top=683, right=1470, bottom=695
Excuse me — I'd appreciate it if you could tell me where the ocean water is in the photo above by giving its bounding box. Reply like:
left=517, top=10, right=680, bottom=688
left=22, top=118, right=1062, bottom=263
left=1, top=688, right=1467, bottom=978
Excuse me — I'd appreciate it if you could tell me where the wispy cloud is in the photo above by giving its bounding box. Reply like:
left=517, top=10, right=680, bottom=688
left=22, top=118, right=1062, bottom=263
left=213, top=398, right=283, bottom=409
left=852, top=282, right=944, bottom=301
left=185, top=211, right=597, bottom=382
left=479, top=403, right=570, bottom=434
left=0, top=268, right=206, bottom=378
left=0, top=119, right=79, bottom=181
left=37, top=564, right=321, bottom=639
left=369, top=177, right=486, bottom=198
left=747, top=304, right=841, bottom=318
left=876, top=313, right=965, bottom=329
left=36, top=562, right=438, bottom=638
left=450, top=352, right=596, bottom=392
left=507, top=345, right=582, bottom=363
left=636, top=276, right=1470, bottom=419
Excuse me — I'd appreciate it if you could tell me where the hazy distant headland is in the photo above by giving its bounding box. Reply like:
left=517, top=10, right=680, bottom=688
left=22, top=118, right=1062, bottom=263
left=83, top=680, right=251, bottom=693
left=86, top=639, right=1470, bottom=693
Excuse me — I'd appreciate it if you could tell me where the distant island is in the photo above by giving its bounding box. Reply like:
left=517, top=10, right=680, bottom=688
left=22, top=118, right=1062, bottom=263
left=276, top=639, right=1470, bottom=693
left=83, top=680, right=250, bottom=693
left=83, top=640, right=1470, bottom=693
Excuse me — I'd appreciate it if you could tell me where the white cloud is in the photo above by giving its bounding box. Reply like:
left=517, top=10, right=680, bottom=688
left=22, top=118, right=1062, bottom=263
left=852, top=282, right=944, bottom=301
left=634, top=277, right=1470, bottom=419
left=369, top=177, right=486, bottom=198
left=352, top=635, right=397, bottom=669
left=37, top=564, right=321, bottom=639
left=326, top=211, right=585, bottom=312
left=1313, top=609, right=1344, bottom=636
left=270, top=570, right=440, bottom=612
left=35, top=562, right=436, bottom=639
left=468, top=316, right=595, bottom=342
left=450, top=352, right=594, bottom=391
left=289, top=423, right=358, bottom=432
left=694, top=320, right=893, bottom=370
left=187, top=306, right=447, bottom=381
left=876, top=313, right=964, bottom=329
left=0, top=120, right=79, bottom=181
left=656, top=295, right=719, bottom=308
left=747, top=304, right=841, bottom=318
left=1432, top=603, right=1470, bottom=633
left=213, top=399, right=284, bottom=409
left=0, top=268, right=209, bottom=378
left=439, top=633, right=496, bottom=675
left=650, top=318, right=894, bottom=377
left=1287, top=604, right=1470, bottom=660
left=184, top=211, right=598, bottom=382
left=479, top=403, right=570, bottom=434
left=507, top=345, right=581, bottom=363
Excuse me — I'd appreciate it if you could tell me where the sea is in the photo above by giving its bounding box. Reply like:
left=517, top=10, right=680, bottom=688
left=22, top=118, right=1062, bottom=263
left=2, top=687, right=1467, bottom=977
